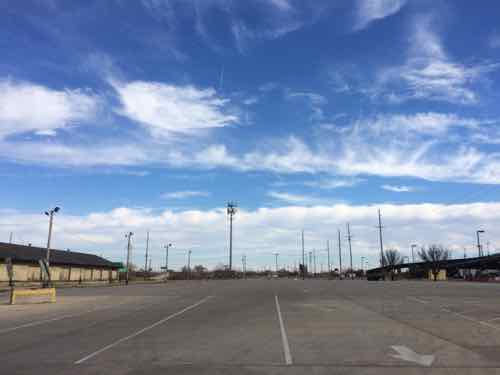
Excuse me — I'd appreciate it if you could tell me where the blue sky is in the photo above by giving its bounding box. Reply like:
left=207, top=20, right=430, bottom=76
left=2, top=0, right=500, bottom=270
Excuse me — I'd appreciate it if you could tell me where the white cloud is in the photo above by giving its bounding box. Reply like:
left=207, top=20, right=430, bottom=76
left=161, top=190, right=209, bottom=199
left=0, top=79, right=98, bottom=139
left=111, top=79, right=238, bottom=139
left=267, top=191, right=326, bottom=205
left=4, top=201, right=500, bottom=270
left=354, top=0, right=407, bottom=31
left=381, top=185, right=415, bottom=192
left=305, top=178, right=363, bottom=189
left=377, top=15, right=500, bottom=104
left=243, top=96, right=259, bottom=105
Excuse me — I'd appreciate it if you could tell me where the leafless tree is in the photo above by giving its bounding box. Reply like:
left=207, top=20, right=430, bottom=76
left=383, top=249, right=402, bottom=280
left=419, top=245, right=450, bottom=281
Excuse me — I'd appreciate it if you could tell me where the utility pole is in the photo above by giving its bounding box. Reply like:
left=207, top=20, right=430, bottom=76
left=361, top=256, right=365, bottom=272
left=327, top=240, right=331, bottom=273
left=144, top=231, right=149, bottom=279
left=377, top=209, right=384, bottom=267
left=274, top=252, right=279, bottom=274
left=125, top=232, right=133, bottom=285
left=476, top=230, right=485, bottom=257
left=411, top=244, right=417, bottom=263
left=347, top=223, right=353, bottom=278
left=338, top=229, right=342, bottom=278
left=301, top=230, right=305, bottom=279
left=227, top=202, right=237, bottom=271
left=9, top=232, right=13, bottom=244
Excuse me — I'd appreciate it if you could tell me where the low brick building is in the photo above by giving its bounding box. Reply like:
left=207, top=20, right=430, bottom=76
left=0, top=242, right=120, bottom=283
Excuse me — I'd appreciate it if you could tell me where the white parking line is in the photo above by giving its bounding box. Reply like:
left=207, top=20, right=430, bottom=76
left=274, top=295, right=292, bottom=365
left=0, top=303, right=127, bottom=335
left=74, top=296, right=213, bottom=365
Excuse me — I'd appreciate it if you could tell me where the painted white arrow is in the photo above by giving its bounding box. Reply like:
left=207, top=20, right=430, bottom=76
left=390, top=345, right=435, bottom=367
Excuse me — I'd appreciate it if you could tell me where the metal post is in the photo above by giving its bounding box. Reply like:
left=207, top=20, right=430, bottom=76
left=187, top=250, right=192, bottom=279
left=411, top=244, right=417, bottom=263
left=125, top=232, right=133, bottom=285
left=274, top=253, right=279, bottom=274
left=308, top=251, right=312, bottom=277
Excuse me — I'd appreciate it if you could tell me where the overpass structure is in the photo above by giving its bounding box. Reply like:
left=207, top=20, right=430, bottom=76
left=366, top=253, right=500, bottom=281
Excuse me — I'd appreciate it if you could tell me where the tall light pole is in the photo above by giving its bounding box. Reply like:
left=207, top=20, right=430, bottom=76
left=327, top=240, right=331, bottom=273
left=347, top=223, right=353, bottom=278
left=242, top=255, right=247, bottom=279
left=361, top=256, right=365, bottom=272
left=308, top=251, right=313, bottom=277
left=227, top=202, right=237, bottom=271
left=274, top=252, right=279, bottom=273
left=301, top=230, right=305, bottom=279
left=338, top=229, right=343, bottom=278
left=44, top=206, right=60, bottom=264
left=125, top=232, right=133, bottom=285
left=377, top=209, right=384, bottom=267
left=476, top=230, right=485, bottom=257
left=411, top=244, right=417, bottom=263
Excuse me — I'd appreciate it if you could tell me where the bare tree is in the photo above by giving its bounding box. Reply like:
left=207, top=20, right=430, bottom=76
left=419, top=245, right=450, bottom=281
left=383, top=249, right=402, bottom=280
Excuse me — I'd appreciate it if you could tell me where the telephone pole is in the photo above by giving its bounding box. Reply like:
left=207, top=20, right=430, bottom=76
left=338, top=229, right=342, bottom=278
left=377, top=209, right=384, bottom=267
left=227, top=202, right=238, bottom=271
left=347, top=223, right=353, bottom=278
left=125, top=232, right=133, bottom=285
left=301, top=230, right=305, bottom=279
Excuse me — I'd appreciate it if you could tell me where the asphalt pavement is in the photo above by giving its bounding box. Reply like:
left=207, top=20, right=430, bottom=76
left=2, top=279, right=500, bottom=374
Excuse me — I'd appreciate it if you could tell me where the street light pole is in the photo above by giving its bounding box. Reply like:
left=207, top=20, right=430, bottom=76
left=44, top=206, right=60, bottom=264
left=274, top=252, right=279, bottom=274
left=125, top=232, right=133, bottom=285
left=327, top=240, right=331, bottom=273
left=187, top=250, right=192, bottom=279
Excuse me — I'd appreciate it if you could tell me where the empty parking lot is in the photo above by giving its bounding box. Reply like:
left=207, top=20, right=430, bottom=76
left=2, top=279, right=500, bottom=374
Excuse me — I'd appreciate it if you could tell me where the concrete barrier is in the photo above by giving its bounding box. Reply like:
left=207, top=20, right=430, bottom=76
left=9, top=287, right=56, bottom=305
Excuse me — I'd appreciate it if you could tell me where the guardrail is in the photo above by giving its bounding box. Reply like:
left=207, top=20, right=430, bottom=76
left=9, top=288, right=56, bottom=305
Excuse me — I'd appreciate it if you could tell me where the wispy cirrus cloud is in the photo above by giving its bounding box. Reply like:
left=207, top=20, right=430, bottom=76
left=111, top=79, right=238, bottom=140
left=353, top=0, right=407, bottom=31
left=377, top=15, right=500, bottom=104
left=161, top=190, right=210, bottom=199
left=0, top=79, right=99, bottom=139
left=381, top=185, right=415, bottom=192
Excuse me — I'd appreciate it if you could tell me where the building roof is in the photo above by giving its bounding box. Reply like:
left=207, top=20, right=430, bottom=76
left=0, top=242, right=119, bottom=269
